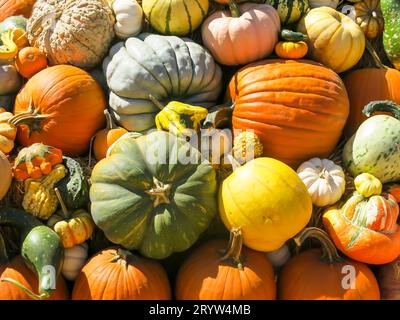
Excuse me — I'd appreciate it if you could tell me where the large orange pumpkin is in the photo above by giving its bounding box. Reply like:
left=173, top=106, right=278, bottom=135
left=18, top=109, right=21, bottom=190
left=0, top=256, right=68, bottom=300
left=278, top=228, right=380, bottom=300
left=229, top=59, right=349, bottom=168
left=11, top=65, right=106, bottom=156
left=176, top=228, right=276, bottom=300
left=72, top=248, right=171, bottom=300
left=0, top=0, right=36, bottom=21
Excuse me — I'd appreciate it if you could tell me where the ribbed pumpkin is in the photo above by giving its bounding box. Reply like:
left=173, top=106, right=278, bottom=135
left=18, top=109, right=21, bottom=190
left=72, top=248, right=171, bottom=300
left=297, top=7, right=365, bottom=73
left=201, top=3, right=280, bottom=66
left=229, top=59, right=349, bottom=168
left=0, top=0, right=36, bottom=21
left=354, top=0, right=384, bottom=39
left=142, top=0, right=208, bottom=36
left=265, top=0, right=309, bottom=25
left=0, top=151, right=11, bottom=200
left=90, top=131, right=218, bottom=259
left=219, top=157, right=313, bottom=252
left=176, top=228, right=276, bottom=300
left=11, top=65, right=106, bottom=156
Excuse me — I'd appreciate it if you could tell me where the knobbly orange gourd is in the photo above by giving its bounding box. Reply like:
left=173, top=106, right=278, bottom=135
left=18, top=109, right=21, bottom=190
left=15, top=47, right=47, bottom=79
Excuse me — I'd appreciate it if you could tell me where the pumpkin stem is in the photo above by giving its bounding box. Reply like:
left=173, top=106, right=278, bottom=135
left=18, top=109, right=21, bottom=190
left=365, top=40, right=387, bottom=69
left=54, top=188, right=70, bottom=220
left=220, top=227, right=244, bottom=270
left=0, top=232, right=9, bottom=264
left=228, top=0, right=241, bottom=17
left=148, top=94, right=166, bottom=110
left=1, top=278, right=50, bottom=300
left=8, top=98, right=49, bottom=130
left=294, top=227, right=344, bottom=264
left=145, top=176, right=172, bottom=208
left=362, top=100, right=400, bottom=119
left=111, top=248, right=133, bottom=268
left=203, top=102, right=234, bottom=129
left=104, top=109, right=118, bottom=130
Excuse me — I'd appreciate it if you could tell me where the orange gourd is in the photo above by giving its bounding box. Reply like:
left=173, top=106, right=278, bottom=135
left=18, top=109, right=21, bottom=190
left=11, top=65, right=106, bottom=156
left=93, top=110, right=127, bottom=161
left=16, top=47, right=47, bottom=79
left=176, top=228, right=276, bottom=300
left=229, top=59, right=349, bottom=168
left=278, top=228, right=380, bottom=300
left=72, top=248, right=171, bottom=300
left=0, top=0, right=36, bottom=21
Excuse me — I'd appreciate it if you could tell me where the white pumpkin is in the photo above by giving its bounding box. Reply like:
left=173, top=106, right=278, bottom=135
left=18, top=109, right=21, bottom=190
left=308, top=0, right=339, bottom=8
left=112, top=0, right=143, bottom=39
left=62, top=242, right=89, bottom=281
left=297, top=158, right=346, bottom=207
left=0, top=64, right=21, bottom=95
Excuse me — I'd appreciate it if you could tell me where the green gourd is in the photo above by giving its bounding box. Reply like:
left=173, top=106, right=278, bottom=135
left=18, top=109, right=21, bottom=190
left=381, top=0, right=400, bottom=69
left=265, top=0, right=310, bottom=25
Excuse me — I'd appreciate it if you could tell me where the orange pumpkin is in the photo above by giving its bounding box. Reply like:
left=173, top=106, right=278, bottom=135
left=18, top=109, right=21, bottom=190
left=0, top=0, right=36, bottom=21
left=72, top=248, right=171, bottom=300
left=11, top=65, right=106, bottom=156
left=278, top=228, right=380, bottom=300
left=229, top=59, right=349, bottom=168
left=176, top=228, right=276, bottom=300
left=16, top=47, right=47, bottom=79
left=93, top=110, right=128, bottom=161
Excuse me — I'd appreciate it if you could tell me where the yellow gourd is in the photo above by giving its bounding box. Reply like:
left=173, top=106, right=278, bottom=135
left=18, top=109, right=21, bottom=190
left=0, top=108, right=16, bottom=154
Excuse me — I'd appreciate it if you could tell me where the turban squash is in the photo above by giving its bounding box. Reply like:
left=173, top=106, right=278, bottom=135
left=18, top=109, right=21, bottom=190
left=229, top=59, right=349, bottom=168
left=103, top=33, right=222, bottom=132
left=90, top=131, right=218, bottom=259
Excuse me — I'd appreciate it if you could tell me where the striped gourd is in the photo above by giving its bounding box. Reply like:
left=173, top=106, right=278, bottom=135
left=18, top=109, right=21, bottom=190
left=142, top=0, right=209, bottom=36
left=265, top=0, right=309, bottom=25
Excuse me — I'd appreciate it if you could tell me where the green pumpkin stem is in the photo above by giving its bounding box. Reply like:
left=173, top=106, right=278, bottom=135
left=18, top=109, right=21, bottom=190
left=294, top=227, right=344, bottom=264
left=111, top=248, right=133, bottom=268
left=0, top=233, right=9, bottom=264
left=362, top=100, right=400, bottom=119
left=148, top=94, right=166, bottom=110
left=220, top=227, right=244, bottom=270
left=54, top=188, right=70, bottom=220
left=1, top=277, right=50, bottom=300
left=104, top=109, right=118, bottom=130
left=365, top=40, right=387, bottom=69
left=228, top=0, right=240, bottom=17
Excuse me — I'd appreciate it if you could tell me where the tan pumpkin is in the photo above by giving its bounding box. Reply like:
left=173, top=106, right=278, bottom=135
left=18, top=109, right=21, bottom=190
left=0, top=108, right=16, bottom=154
left=355, top=0, right=384, bottom=39
left=0, top=151, right=11, bottom=200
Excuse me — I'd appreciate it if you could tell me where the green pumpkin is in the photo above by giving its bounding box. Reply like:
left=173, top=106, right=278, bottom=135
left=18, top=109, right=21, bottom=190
left=102, top=33, right=222, bottom=132
left=266, top=0, right=310, bottom=25
left=343, top=100, right=400, bottom=183
left=381, top=0, right=400, bottom=69
left=55, top=157, right=89, bottom=210
left=0, top=15, right=27, bottom=34
left=89, top=130, right=218, bottom=259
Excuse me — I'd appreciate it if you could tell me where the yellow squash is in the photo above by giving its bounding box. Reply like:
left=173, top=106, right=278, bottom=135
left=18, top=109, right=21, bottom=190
left=0, top=108, right=16, bottom=154
left=219, top=157, right=313, bottom=252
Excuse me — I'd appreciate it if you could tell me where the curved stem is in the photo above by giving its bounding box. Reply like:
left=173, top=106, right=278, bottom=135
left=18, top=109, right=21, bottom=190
left=362, top=100, right=400, bottom=119
left=294, top=227, right=343, bottom=264
left=111, top=248, right=133, bottom=268
left=148, top=94, right=165, bottom=110
left=365, top=40, right=387, bottom=69
left=228, top=0, right=240, bottom=17
left=1, top=278, right=50, bottom=300
left=104, top=109, right=117, bottom=130
left=54, top=188, right=70, bottom=220
left=220, top=227, right=243, bottom=270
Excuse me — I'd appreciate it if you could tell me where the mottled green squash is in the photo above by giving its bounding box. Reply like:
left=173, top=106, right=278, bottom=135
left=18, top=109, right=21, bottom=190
left=90, top=130, right=218, bottom=259
left=381, top=0, right=400, bottom=69
left=265, top=0, right=309, bottom=25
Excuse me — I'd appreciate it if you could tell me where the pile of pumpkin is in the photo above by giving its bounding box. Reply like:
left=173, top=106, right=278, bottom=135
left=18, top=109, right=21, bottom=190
left=0, top=0, right=399, bottom=300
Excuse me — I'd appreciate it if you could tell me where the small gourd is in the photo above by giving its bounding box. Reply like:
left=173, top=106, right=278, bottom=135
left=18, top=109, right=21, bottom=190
left=275, top=30, right=308, bottom=59
left=0, top=107, right=16, bottom=154
left=232, top=131, right=263, bottom=164
left=111, top=0, right=143, bottom=39
left=61, top=243, right=89, bottom=281
left=354, top=173, right=382, bottom=197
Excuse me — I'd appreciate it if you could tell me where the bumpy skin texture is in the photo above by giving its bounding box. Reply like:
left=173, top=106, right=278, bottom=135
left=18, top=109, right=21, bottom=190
left=381, top=0, right=400, bottom=69
left=103, top=33, right=222, bottom=132
left=27, top=0, right=115, bottom=69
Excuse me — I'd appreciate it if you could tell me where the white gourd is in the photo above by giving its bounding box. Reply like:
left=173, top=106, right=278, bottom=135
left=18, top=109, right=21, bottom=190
left=62, top=242, right=89, bottom=281
left=112, top=0, right=143, bottom=39
left=297, top=158, right=346, bottom=207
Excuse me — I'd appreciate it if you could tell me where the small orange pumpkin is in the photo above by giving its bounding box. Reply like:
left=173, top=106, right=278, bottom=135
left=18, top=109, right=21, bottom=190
left=15, top=47, right=47, bottom=79
left=275, top=30, right=308, bottom=59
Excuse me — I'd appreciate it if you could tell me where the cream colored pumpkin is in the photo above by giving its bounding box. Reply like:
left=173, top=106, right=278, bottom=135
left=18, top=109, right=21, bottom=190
left=297, top=7, right=365, bottom=73
left=297, top=158, right=346, bottom=207
left=354, top=173, right=382, bottom=197
left=27, top=0, right=115, bottom=69
left=111, top=0, right=143, bottom=39
left=62, top=242, right=89, bottom=281
left=308, top=0, right=339, bottom=8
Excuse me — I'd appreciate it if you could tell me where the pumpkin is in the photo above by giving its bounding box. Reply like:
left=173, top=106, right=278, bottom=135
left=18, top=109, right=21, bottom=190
left=90, top=131, right=218, bottom=259
left=265, top=0, right=309, bottom=25
left=15, top=46, right=47, bottom=78
left=103, top=33, right=222, bottom=132
left=308, top=0, right=338, bottom=8
left=265, top=244, right=291, bottom=268
left=72, top=248, right=172, bottom=300
left=342, top=101, right=400, bottom=183
left=355, top=0, right=384, bottom=39
left=219, top=157, right=312, bottom=252
left=0, top=15, right=27, bottom=34
left=176, top=228, right=276, bottom=300
left=378, top=257, right=400, bottom=300
left=62, top=242, right=88, bottom=282
left=47, top=188, right=94, bottom=248
left=111, top=0, right=143, bottom=39
left=274, top=29, right=308, bottom=59
left=381, top=0, right=400, bottom=69
left=0, top=64, right=21, bottom=95
left=27, top=0, right=115, bottom=69
left=142, top=0, right=208, bottom=36
left=297, top=158, right=346, bottom=207
left=229, top=59, right=349, bottom=168
left=278, top=228, right=380, bottom=300
left=0, top=0, right=36, bottom=21
left=354, top=173, right=382, bottom=197
left=93, top=110, right=128, bottom=161
left=0, top=107, right=16, bottom=154
left=201, top=3, right=280, bottom=66
left=323, top=191, right=400, bottom=264
left=0, top=151, right=11, bottom=200
left=297, top=7, right=365, bottom=73
left=13, top=143, right=63, bottom=181
left=11, top=65, right=106, bottom=156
